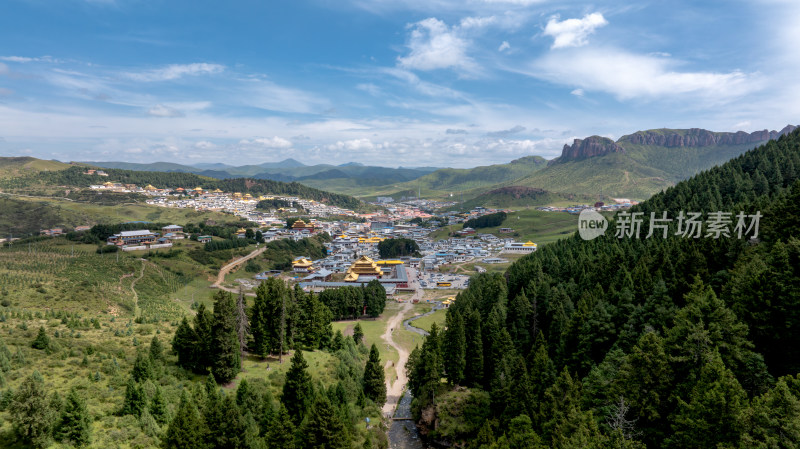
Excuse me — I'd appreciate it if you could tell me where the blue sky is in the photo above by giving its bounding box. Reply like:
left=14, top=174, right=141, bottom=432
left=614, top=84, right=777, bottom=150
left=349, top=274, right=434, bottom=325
left=0, top=0, right=797, bottom=168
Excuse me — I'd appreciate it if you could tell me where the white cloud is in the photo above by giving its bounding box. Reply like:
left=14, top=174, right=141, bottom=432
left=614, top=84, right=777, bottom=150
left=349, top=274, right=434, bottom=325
left=244, top=79, right=330, bottom=114
left=529, top=47, right=759, bottom=102
left=397, top=18, right=477, bottom=73
left=486, top=125, right=526, bottom=137
left=543, top=13, right=608, bottom=49
left=0, top=55, right=58, bottom=63
left=459, top=16, right=496, bottom=29
left=498, top=41, right=511, bottom=52
left=239, top=136, right=293, bottom=149
left=148, top=104, right=184, bottom=117
left=356, top=83, right=382, bottom=96
left=327, top=138, right=376, bottom=151
left=124, top=63, right=225, bottom=82
left=193, top=141, right=216, bottom=150
left=570, top=88, right=584, bottom=96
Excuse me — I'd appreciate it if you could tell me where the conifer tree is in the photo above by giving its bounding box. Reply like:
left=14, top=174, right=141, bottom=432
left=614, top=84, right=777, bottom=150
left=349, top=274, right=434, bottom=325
left=211, top=290, right=241, bottom=383
left=10, top=371, right=54, bottom=448
left=121, top=377, right=146, bottom=417
left=526, top=332, right=555, bottom=405
left=353, top=322, right=364, bottom=345
left=56, top=388, right=91, bottom=447
left=496, top=414, right=544, bottom=449
left=300, top=394, right=350, bottom=449
left=150, top=385, right=168, bottom=425
left=464, top=309, right=484, bottom=387
left=666, top=351, right=747, bottom=449
left=235, top=378, right=262, bottom=418
left=363, top=343, right=386, bottom=404
left=738, top=377, right=800, bottom=447
left=172, top=317, right=199, bottom=371
left=149, top=335, right=164, bottom=364
left=282, top=350, right=314, bottom=424
left=266, top=405, right=296, bottom=449
left=206, top=395, right=245, bottom=449
left=331, top=330, right=344, bottom=351
left=194, top=303, right=214, bottom=370
left=31, top=326, right=50, bottom=350
left=443, top=310, right=466, bottom=385
left=131, top=351, right=154, bottom=383
left=162, top=391, right=204, bottom=449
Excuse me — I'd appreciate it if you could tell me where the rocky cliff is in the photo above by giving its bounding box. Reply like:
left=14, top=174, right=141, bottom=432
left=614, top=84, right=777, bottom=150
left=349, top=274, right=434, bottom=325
left=550, top=136, right=625, bottom=165
left=618, top=125, right=797, bottom=148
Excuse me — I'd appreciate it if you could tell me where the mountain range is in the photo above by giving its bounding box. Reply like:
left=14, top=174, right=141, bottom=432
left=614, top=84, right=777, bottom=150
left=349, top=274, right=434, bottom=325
left=360, top=125, right=798, bottom=205
left=67, top=124, right=800, bottom=206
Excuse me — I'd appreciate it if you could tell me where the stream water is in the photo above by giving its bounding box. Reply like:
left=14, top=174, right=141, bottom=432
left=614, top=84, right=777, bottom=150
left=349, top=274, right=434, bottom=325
left=387, top=389, right=427, bottom=449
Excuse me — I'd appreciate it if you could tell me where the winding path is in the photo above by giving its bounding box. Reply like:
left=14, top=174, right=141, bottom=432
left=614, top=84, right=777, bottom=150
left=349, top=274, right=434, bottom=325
left=130, top=259, right=146, bottom=317
left=212, top=246, right=266, bottom=289
left=381, top=301, right=414, bottom=417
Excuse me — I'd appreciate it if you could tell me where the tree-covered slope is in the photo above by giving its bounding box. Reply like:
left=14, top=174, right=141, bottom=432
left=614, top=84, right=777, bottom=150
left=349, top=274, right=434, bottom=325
left=408, top=129, right=800, bottom=448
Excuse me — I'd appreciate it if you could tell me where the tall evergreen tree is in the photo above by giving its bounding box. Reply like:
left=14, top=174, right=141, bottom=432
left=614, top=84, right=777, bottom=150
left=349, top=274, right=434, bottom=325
left=194, top=303, right=214, bottom=371
left=464, top=309, right=484, bottom=387
left=738, top=377, right=800, bottom=447
left=10, top=371, right=54, bottom=448
left=251, top=278, right=289, bottom=358
left=172, top=317, right=199, bottom=371
left=443, top=310, right=466, bottom=385
left=149, top=335, right=165, bottom=364
left=299, top=395, right=350, bottom=449
left=266, top=405, right=296, bottom=449
left=150, top=384, right=168, bottom=425
left=363, top=344, right=386, bottom=405
left=55, top=388, right=91, bottom=447
left=210, top=290, right=241, bottom=383
left=353, top=323, right=364, bottom=345
left=131, top=351, right=154, bottom=383
left=364, top=280, right=387, bottom=318
left=162, top=391, right=205, bottom=449
left=121, top=377, right=146, bottom=417
left=282, top=350, right=314, bottom=424
left=666, top=352, right=747, bottom=449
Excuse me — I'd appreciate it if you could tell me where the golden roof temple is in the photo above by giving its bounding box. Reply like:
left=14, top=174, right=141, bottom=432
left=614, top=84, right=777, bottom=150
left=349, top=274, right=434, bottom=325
left=344, top=255, right=383, bottom=282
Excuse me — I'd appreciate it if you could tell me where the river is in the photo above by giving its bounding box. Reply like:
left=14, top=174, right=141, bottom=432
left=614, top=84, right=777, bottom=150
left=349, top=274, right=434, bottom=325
left=388, top=389, right=427, bottom=449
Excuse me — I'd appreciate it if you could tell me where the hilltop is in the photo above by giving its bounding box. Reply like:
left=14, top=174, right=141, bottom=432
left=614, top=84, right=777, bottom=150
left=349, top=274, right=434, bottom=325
left=0, top=156, right=73, bottom=179
left=508, top=125, right=799, bottom=200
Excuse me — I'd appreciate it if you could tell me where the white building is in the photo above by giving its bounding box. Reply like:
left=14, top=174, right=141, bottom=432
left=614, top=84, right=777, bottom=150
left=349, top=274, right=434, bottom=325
left=501, top=241, right=538, bottom=254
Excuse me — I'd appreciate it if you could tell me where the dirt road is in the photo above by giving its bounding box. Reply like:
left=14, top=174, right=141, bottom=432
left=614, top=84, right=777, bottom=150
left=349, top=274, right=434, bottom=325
left=381, top=300, right=414, bottom=417
left=212, top=246, right=266, bottom=288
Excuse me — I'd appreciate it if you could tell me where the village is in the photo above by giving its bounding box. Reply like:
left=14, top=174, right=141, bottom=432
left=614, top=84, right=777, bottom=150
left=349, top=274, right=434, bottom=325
left=40, top=176, right=543, bottom=306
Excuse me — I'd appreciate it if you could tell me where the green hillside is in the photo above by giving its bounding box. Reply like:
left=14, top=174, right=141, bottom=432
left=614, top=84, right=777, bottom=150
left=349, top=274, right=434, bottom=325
left=407, top=128, right=800, bottom=449
left=0, top=156, right=72, bottom=179
left=0, top=194, right=236, bottom=236
left=509, top=152, right=672, bottom=200
left=457, top=186, right=583, bottom=210
left=619, top=140, right=765, bottom=182
left=337, top=155, right=548, bottom=200
left=1, top=163, right=368, bottom=211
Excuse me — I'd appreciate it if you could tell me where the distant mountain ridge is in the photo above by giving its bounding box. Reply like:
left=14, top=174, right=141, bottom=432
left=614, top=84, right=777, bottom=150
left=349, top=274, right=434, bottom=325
left=511, top=124, right=799, bottom=199
left=550, top=136, right=625, bottom=164
left=81, top=159, right=439, bottom=188
left=619, top=125, right=797, bottom=148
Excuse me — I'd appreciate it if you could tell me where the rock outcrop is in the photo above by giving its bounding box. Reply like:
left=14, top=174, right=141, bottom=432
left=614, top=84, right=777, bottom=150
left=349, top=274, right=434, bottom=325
left=618, top=125, right=797, bottom=148
left=550, top=136, right=624, bottom=164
